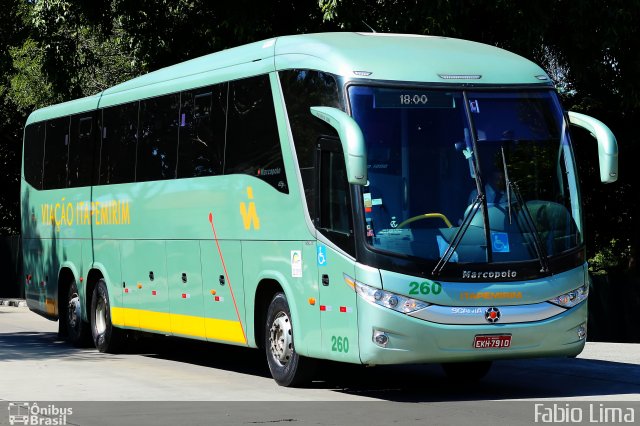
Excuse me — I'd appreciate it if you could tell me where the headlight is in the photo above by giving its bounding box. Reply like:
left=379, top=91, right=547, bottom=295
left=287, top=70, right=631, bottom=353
left=352, top=278, right=430, bottom=314
left=548, top=284, right=589, bottom=308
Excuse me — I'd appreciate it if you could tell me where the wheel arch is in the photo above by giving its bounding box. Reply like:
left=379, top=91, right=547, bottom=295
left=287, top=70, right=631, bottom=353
left=253, top=278, right=284, bottom=350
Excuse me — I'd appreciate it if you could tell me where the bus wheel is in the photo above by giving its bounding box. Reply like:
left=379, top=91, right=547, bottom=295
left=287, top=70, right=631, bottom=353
left=441, top=361, right=493, bottom=382
left=91, top=279, right=124, bottom=353
left=265, top=292, right=315, bottom=387
left=65, top=281, right=90, bottom=346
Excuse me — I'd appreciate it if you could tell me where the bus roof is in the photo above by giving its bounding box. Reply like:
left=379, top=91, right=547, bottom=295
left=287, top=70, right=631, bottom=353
left=27, top=32, right=551, bottom=124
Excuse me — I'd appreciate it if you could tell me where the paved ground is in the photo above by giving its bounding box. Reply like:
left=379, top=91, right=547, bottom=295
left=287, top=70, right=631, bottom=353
left=1, top=305, right=639, bottom=404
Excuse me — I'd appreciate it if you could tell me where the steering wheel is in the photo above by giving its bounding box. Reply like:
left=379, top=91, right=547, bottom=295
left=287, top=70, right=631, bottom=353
left=397, top=213, right=452, bottom=229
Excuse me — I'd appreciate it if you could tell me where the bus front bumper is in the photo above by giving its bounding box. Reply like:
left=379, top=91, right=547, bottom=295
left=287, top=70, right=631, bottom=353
left=357, top=297, right=587, bottom=365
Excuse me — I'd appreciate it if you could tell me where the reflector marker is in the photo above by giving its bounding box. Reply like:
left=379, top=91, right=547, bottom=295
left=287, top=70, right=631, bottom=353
left=124, top=288, right=129, bottom=294
left=214, top=296, right=224, bottom=302
left=320, top=305, right=333, bottom=312
left=182, top=293, right=190, bottom=299
left=339, top=306, right=353, bottom=313
left=152, top=290, right=157, bottom=296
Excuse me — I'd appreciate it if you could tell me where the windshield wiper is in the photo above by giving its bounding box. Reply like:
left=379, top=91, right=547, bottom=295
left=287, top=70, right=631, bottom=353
left=500, top=146, right=550, bottom=273
left=500, top=147, right=513, bottom=224
left=432, top=193, right=484, bottom=276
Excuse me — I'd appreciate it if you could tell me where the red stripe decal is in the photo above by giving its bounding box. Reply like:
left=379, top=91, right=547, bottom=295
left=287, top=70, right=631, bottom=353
left=209, top=211, right=247, bottom=344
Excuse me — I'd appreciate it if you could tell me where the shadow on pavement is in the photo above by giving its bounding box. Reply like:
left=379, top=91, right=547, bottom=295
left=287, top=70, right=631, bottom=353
left=3, top=330, right=639, bottom=402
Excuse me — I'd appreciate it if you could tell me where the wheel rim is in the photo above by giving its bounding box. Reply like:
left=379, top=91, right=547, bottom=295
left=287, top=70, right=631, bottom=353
left=68, top=294, right=81, bottom=331
left=269, top=311, right=293, bottom=366
left=95, top=296, right=107, bottom=335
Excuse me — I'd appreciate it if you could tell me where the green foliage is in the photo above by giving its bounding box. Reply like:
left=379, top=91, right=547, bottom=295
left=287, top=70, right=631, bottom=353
left=588, top=238, right=632, bottom=275
left=8, top=38, right=59, bottom=114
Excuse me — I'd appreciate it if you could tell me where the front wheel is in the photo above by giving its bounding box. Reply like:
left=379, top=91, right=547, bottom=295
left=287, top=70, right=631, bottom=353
left=91, top=279, right=124, bottom=353
left=265, top=292, right=315, bottom=387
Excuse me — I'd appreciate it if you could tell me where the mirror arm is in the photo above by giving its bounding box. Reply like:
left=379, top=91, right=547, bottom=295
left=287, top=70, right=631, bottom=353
left=568, top=111, right=618, bottom=183
left=310, top=106, right=367, bottom=185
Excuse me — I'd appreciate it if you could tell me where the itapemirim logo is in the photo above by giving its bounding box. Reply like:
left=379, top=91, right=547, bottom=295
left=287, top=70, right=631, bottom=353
left=7, top=402, right=72, bottom=425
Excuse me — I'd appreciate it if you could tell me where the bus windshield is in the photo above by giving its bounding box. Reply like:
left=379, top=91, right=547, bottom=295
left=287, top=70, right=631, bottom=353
left=349, top=86, right=582, bottom=266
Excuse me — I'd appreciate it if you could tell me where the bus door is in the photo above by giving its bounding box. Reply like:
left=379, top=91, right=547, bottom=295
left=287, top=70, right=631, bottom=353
left=316, top=138, right=359, bottom=362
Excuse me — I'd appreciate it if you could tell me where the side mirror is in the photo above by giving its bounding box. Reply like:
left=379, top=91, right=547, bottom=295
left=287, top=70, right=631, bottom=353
left=310, top=106, right=367, bottom=185
left=568, top=111, right=618, bottom=183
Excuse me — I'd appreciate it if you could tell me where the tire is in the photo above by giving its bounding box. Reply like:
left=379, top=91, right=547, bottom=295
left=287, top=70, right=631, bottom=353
left=65, top=280, right=90, bottom=346
left=91, top=279, right=124, bottom=353
left=441, top=361, right=493, bottom=382
left=265, top=292, right=315, bottom=387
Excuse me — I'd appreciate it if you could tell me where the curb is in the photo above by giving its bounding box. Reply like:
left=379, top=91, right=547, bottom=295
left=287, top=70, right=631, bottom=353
left=0, top=298, right=27, bottom=308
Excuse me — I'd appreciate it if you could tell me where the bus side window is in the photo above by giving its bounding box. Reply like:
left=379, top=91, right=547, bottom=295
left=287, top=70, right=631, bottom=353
left=68, top=115, right=94, bottom=187
left=137, top=93, right=180, bottom=182
left=23, top=122, right=45, bottom=189
left=100, top=102, right=138, bottom=185
left=279, top=69, right=341, bottom=222
left=317, top=138, right=355, bottom=256
left=225, top=75, right=288, bottom=193
left=43, top=116, right=70, bottom=190
left=177, top=85, right=226, bottom=178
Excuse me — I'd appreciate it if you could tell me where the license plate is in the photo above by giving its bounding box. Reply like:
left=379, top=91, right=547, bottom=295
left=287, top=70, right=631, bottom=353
left=473, top=334, right=512, bottom=349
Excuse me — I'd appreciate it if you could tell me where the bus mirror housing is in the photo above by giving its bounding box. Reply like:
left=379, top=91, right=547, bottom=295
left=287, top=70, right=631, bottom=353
left=310, top=106, right=368, bottom=185
left=568, top=111, right=619, bottom=183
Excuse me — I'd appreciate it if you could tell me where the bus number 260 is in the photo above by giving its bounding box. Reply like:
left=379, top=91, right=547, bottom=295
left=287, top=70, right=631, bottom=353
left=331, top=336, right=349, bottom=353
left=409, top=281, right=442, bottom=295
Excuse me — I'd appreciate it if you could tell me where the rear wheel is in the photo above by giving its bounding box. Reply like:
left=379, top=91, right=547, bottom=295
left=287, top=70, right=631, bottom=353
left=265, top=292, right=315, bottom=387
left=441, top=361, right=493, bottom=382
left=65, top=280, right=90, bottom=346
left=91, top=279, right=124, bottom=353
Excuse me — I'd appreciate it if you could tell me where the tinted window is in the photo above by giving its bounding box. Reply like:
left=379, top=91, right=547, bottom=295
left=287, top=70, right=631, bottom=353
left=23, top=122, right=45, bottom=189
left=279, top=70, right=341, bottom=216
left=225, top=75, right=287, bottom=193
left=137, top=94, right=180, bottom=182
left=100, top=102, right=138, bottom=185
left=68, top=114, right=95, bottom=187
left=318, top=139, right=354, bottom=255
left=177, top=85, right=227, bottom=178
left=43, top=117, right=70, bottom=190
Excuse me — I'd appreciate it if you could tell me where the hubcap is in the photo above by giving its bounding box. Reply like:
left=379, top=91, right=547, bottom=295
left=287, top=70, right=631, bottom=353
left=95, top=297, right=107, bottom=335
left=269, top=311, right=293, bottom=366
left=68, top=295, right=81, bottom=330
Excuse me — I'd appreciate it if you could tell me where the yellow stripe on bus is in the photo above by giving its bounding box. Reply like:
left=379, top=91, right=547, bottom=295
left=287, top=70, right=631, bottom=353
left=111, top=307, right=246, bottom=344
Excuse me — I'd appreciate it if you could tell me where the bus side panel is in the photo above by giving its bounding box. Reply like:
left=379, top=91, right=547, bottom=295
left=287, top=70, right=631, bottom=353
left=241, top=240, right=322, bottom=357
left=92, top=240, right=123, bottom=320
left=201, top=240, right=247, bottom=345
left=168, top=240, right=206, bottom=340
left=22, top=186, right=90, bottom=320
left=120, top=240, right=168, bottom=332
left=317, top=244, right=359, bottom=363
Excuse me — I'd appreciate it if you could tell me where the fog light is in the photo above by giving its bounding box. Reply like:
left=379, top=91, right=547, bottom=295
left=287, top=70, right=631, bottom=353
left=373, top=330, right=389, bottom=347
left=577, top=324, right=587, bottom=340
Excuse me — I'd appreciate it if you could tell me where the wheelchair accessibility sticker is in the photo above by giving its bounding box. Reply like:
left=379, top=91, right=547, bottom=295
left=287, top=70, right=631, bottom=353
left=317, top=245, right=327, bottom=266
left=491, top=232, right=510, bottom=253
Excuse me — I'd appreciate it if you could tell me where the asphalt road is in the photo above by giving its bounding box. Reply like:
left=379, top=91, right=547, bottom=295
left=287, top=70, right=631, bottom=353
left=1, top=305, right=639, bottom=425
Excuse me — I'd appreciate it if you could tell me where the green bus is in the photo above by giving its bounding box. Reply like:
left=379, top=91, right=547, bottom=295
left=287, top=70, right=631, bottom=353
left=21, top=33, right=618, bottom=386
